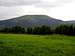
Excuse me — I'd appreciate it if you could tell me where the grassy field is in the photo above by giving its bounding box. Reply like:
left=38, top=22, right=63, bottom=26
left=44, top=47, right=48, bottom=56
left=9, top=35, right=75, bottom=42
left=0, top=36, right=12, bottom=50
left=0, top=34, right=74, bottom=56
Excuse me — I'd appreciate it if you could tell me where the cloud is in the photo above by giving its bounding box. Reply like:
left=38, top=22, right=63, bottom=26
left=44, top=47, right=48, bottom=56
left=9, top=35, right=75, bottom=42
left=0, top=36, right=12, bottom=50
left=0, top=0, right=74, bottom=21
left=35, top=0, right=73, bottom=8
left=0, top=0, right=73, bottom=7
left=0, top=0, right=40, bottom=6
left=0, top=6, right=23, bottom=20
left=0, top=5, right=46, bottom=20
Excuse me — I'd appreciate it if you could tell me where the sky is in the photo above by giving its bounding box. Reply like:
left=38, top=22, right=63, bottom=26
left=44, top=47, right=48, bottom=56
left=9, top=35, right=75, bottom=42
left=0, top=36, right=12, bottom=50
left=0, top=0, right=75, bottom=21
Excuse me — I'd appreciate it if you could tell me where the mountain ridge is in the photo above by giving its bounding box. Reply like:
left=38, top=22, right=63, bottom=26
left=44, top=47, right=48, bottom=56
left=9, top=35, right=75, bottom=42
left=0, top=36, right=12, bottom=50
left=0, top=15, right=74, bottom=29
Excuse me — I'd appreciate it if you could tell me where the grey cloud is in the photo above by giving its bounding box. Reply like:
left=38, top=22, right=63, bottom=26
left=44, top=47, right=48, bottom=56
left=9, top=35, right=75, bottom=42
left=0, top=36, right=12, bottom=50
left=0, top=0, right=40, bottom=6
left=0, top=0, right=73, bottom=20
left=35, top=0, right=73, bottom=8
left=0, top=6, right=22, bottom=20
left=0, top=0, right=73, bottom=7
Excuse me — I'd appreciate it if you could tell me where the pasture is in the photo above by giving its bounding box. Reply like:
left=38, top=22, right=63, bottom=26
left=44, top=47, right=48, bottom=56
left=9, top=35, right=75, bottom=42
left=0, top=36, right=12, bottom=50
left=0, top=34, right=74, bottom=56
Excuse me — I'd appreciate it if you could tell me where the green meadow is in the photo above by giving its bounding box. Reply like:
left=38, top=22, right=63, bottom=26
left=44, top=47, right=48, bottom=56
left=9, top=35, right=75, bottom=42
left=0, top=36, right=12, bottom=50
left=0, top=34, right=75, bottom=56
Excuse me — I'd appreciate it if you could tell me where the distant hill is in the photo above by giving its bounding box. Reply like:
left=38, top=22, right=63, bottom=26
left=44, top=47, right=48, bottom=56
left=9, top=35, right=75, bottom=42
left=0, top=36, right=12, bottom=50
left=0, top=15, right=63, bottom=29
left=0, top=15, right=75, bottom=29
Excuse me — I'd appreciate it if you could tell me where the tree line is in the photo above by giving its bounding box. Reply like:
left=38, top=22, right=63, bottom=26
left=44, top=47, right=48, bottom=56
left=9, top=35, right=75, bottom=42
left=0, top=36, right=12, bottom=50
left=0, top=24, right=75, bottom=35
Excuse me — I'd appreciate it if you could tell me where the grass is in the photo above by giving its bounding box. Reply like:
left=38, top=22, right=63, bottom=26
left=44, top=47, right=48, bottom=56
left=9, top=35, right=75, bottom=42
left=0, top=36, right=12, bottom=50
left=0, top=34, right=74, bottom=56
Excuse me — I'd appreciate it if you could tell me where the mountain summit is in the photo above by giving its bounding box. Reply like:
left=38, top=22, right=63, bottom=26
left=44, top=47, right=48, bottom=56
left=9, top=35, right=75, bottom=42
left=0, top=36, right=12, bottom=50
left=0, top=15, right=63, bottom=28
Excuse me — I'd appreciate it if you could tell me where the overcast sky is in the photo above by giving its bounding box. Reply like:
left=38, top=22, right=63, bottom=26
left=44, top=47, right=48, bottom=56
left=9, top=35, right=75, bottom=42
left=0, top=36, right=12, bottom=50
left=0, top=0, right=75, bottom=21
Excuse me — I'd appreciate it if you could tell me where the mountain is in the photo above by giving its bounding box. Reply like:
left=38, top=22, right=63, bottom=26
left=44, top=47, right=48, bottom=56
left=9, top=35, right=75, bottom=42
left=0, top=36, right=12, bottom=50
left=65, top=21, right=75, bottom=24
left=0, top=15, right=63, bottom=29
left=61, top=20, right=75, bottom=25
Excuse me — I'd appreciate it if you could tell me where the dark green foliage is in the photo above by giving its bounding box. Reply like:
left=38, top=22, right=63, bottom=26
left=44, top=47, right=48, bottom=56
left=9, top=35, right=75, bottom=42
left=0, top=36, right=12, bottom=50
left=39, top=25, right=52, bottom=34
left=55, top=25, right=69, bottom=34
left=55, top=24, right=75, bottom=35
left=26, top=28, right=33, bottom=34
left=32, top=27, right=41, bottom=34
left=10, top=26, right=25, bottom=34
left=30, top=25, right=52, bottom=35
left=1, top=24, right=75, bottom=35
left=0, top=26, right=25, bottom=34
